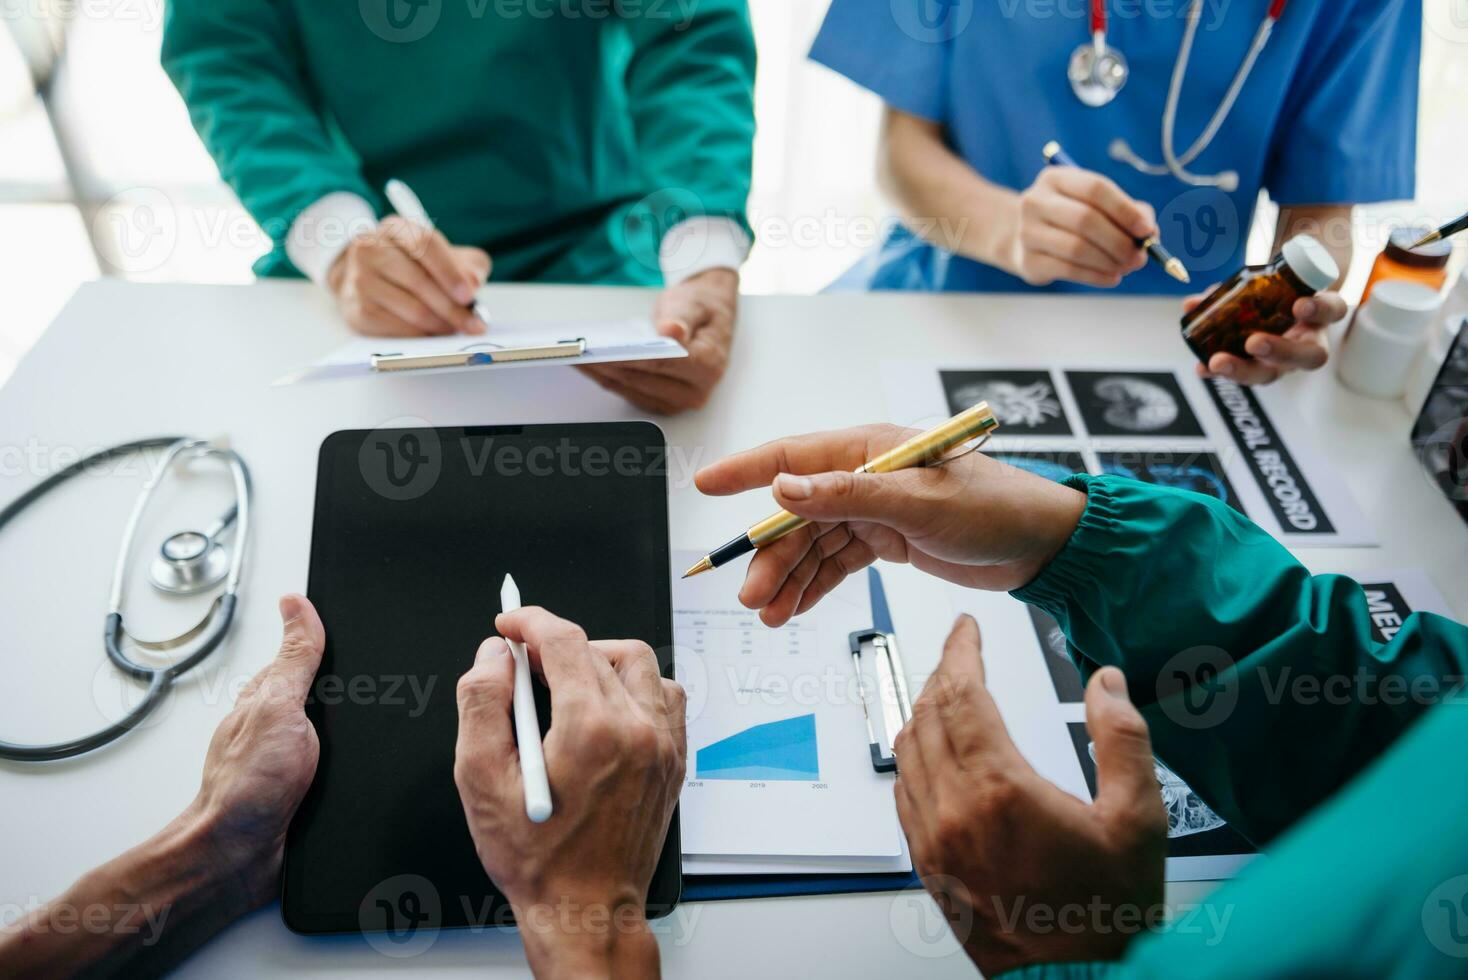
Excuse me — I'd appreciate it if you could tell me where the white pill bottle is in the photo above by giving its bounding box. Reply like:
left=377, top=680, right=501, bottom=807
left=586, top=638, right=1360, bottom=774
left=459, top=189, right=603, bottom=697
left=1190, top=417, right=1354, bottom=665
left=1336, top=280, right=1444, bottom=400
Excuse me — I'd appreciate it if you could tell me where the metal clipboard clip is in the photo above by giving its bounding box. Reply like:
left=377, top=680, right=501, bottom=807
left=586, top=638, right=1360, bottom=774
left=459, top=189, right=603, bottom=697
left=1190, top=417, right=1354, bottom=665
left=849, top=568, right=913, bottom=773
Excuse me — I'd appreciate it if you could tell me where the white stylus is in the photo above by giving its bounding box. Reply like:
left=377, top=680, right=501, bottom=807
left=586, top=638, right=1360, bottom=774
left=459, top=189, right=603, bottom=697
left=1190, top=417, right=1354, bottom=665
left=383, top=178, right=491, bottom=326
left=500, top=574, right=553, bottom=823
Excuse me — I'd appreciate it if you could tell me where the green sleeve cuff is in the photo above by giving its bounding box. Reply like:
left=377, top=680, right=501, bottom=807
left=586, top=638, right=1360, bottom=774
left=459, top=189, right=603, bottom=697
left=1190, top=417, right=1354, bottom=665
left=1011, top=473, right=1117, bottom=618
left=994, top=960, right=1122, bottom=980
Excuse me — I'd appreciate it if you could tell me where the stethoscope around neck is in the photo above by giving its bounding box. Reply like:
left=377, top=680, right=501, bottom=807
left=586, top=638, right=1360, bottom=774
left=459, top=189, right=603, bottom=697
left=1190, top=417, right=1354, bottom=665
left=0, top=437, right=251, bottom=762
left=1068, top=0, right=1288, bottom=192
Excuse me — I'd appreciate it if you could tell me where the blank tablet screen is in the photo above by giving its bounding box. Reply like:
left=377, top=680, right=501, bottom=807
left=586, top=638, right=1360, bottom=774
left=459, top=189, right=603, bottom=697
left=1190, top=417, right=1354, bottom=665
left=283, top=422, right=678, bottom=934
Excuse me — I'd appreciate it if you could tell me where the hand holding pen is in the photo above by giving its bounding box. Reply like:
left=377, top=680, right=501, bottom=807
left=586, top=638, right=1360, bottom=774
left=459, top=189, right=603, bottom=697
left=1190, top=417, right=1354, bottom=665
left=1006, top=141, right=1187, bottom=288
left=692, top=421, right=1086, bottom=627
left=324, top=179, right=491, bottom=337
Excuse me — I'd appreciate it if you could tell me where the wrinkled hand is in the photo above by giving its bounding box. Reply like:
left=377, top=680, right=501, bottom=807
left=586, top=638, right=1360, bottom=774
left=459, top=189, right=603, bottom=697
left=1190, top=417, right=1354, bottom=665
left=190, top=595, right=326, bottom=905
left=327, top=215, right=490, bottom=337
left=694, top=425, right=1088, bottom=626
left=454, top=607, right=685, bottom=976
left=1189, top=289, right=1346, bottom=385
left=1009, top=167, right=1155, bottom=288
left=896, top=616, right=1166, bottom=976
left=581, top=268, right=737, bottom=414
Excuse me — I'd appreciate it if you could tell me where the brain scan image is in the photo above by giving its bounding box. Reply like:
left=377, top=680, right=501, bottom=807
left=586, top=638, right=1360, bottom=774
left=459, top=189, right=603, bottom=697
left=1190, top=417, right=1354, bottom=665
left=1067, top=370, right=1205, bottom=438
left=992, top=451, right=1086, bottom=484
left=1088, top=743, right=1228, bottom=839
left=1098, top=451, right=1245, bottom=514
left=954, top=381, right=1064, bottom=429
left=1091, top=376, right=1180, bottom=432
left=940, top=370, right=1074, bottom=435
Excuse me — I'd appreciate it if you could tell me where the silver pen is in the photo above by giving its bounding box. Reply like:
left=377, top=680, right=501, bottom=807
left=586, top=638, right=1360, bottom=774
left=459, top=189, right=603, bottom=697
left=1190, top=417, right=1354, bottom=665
left=384, top=178, right=492, bottom=327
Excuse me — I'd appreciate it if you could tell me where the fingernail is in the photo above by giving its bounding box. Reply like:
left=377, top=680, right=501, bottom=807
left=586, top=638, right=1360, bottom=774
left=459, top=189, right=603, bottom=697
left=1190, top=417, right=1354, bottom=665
left=776, top=473, right=814, bottom=500
left=1252, top=338, right=1272, bottom=356
left=1099, top=667, right=1128, bottom=699
left=479, top=636, right=508, bottom=661
left=280, top=594, right=303, bottom=623
left=1218, top=361, right=1235, bottom=376
left=660, top=320, right=691, bottom=344
left=1297, top=299, right=1316, bottom=319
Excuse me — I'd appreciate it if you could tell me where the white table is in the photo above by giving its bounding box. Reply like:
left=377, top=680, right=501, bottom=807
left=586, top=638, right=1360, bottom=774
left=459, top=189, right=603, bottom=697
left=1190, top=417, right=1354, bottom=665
left=1, top=280, right=1464, bottom=977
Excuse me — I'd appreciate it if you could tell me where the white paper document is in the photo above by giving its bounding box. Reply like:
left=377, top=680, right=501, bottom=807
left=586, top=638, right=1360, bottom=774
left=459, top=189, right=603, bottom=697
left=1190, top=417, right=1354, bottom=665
left=672, top=552, right=908, bottom=862
left=276, top=317, right=685, bottom=385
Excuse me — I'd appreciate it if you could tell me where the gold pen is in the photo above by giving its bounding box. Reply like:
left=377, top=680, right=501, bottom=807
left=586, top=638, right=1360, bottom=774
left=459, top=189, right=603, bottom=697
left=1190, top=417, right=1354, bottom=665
left=682, top=403, right=1000, bottom=579
left=1041, top=140, right=1191, bottom=285
left=1409, top=210, right=1468, bottom=250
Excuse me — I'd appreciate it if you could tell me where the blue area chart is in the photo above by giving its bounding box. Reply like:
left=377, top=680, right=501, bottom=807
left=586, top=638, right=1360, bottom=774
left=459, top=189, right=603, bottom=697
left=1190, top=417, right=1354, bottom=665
left=696, top=714, right=820, bottom=781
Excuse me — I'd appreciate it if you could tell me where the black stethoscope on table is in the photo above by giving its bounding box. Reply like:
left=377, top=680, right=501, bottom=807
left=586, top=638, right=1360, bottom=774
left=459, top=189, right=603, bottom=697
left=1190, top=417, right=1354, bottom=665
left=1068, top=0, right=1288, bottom=191
left=0, top=437, right=251, bottom=762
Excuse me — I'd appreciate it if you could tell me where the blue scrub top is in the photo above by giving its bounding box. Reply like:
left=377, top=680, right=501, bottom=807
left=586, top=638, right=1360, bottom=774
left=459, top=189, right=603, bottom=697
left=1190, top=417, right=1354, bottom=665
left=810, top=0, right=1418, bottom=294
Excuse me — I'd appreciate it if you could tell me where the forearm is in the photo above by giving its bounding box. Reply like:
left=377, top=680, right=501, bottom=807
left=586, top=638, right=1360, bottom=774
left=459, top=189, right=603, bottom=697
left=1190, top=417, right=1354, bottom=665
left=878, top=107, right=1021, bottom=273
left=161, top=0, right=374, bottom=270
left=0, top=803, right=255, bottom=978
left=624, top=0, right=754, bottom=228
left=1273, top=204, right=1353, bottom=288
left=1015, top=475, right=1468, bottom=844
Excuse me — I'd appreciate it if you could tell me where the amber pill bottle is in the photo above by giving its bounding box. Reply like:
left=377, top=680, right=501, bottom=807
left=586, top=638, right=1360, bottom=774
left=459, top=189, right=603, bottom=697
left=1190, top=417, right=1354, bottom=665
left=1360, top=227, right=1451, bottom=304
left=1180, top=235, right=1340, bottom=364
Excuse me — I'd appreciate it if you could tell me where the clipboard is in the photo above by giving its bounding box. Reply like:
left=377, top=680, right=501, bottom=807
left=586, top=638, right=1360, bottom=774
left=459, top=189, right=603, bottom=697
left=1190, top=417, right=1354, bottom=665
left=274, top=317, right=685, bottom=385
left=371, top=338, right=587, bottom=372
left=682, top=567, right=921, bottom=902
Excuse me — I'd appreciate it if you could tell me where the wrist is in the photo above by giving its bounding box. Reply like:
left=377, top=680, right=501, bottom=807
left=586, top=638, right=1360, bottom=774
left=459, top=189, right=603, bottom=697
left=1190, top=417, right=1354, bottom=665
left=174, top=797, right=280, bottom=912
left=1005, top=482, right=1087, bottom=590
left=948, top=182, right=1023, bottom=274
left=325, top=248, right=350, bottom=296
left=516, top=895, right=657, bottom=979
left=686, top=266, right=739, bottom=292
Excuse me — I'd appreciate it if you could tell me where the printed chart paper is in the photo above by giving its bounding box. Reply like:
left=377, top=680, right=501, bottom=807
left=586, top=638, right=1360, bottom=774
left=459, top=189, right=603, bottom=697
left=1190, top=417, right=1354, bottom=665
left=672, top=552, right=906, bottom=859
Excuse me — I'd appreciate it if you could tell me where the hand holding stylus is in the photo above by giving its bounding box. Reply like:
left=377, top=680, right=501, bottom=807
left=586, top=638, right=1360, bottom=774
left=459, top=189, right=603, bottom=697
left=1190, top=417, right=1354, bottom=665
left=499, top=574, right=553, bottom=823
left=453, top=606, right=685, bottom=977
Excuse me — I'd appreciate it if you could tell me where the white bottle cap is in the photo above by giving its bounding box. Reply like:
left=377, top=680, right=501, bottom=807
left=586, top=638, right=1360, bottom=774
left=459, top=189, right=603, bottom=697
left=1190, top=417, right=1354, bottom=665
left=1280, top=234, right=1339, bottom=292
left=1363, top=279, right=1442, bottom=338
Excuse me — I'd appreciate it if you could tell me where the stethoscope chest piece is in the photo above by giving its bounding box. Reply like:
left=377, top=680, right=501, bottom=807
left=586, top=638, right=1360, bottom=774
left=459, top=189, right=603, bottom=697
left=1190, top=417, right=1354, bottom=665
left=150, top=530, right=231, bottom=596
left=1068, top=40, right=1128, bottom=108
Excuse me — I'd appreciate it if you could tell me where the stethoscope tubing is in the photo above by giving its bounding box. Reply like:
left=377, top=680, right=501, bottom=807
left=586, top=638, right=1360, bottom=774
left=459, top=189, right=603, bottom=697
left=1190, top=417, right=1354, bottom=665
left=0, top=438, right=249, bottom=763
left=1084, top=0, right=1284, bottom=190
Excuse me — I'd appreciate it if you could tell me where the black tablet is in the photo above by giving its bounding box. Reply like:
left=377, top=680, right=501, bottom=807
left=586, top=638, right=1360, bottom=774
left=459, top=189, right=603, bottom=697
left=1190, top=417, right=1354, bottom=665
left=283, top=422, right=679, bottom=935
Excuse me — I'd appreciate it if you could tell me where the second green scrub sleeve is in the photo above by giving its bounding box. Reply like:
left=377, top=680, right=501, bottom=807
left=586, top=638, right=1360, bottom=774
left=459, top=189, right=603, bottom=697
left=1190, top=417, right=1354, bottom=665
left=1014, top=474, right=1468, bottom=847
left=622, top=0, right=756, bottom=235
left=161, top=0, right=378, bottom=273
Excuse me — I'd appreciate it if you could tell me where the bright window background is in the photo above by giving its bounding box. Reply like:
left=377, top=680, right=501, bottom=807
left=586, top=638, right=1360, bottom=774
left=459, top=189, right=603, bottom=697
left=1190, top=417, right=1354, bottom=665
left=1, top=1, right=1465, bottom=382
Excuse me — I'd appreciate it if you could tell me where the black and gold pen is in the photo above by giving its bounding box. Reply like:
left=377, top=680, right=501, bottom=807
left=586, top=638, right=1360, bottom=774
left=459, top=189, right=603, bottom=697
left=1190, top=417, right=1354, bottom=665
left=1410, top=210, right=1468, bottom=250
left=682, top=403, right=1000, bottom=579
left=1041, top=141, right=1191, bottom=285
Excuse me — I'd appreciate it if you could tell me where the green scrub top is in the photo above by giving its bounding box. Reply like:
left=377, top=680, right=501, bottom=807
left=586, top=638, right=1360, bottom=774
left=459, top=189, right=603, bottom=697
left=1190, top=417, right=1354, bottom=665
left=161, top=0, right=756, bottom=284
left=1006, top=475, right=1468, bottom=977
